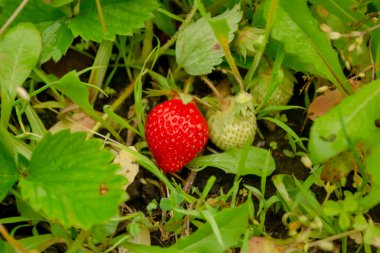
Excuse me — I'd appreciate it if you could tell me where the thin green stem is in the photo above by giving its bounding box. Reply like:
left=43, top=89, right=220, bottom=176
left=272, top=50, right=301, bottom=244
left=89, top=40, right=113, bottom=103
left=219, top=38, right=244, bottom=90
left=200, top=75, right=222, bottom=99
left=66, top=230, right=90, bottom=253
left=88, top=81, right=135, bottom=139
left=95, top=0, right=107, bottom=33
left=157, top=2, right=198, bottom=57
left=306, top=229, right=362, bottom=248
left=244, top=0, right=279, bottom=83
left=137, top=21, right=154, bottom=65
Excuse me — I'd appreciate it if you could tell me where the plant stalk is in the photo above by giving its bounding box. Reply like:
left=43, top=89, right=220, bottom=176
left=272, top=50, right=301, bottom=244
left=0, top=0, right=30, bottom=35
left=244, top=0, right=279, bottom=83
left=157, top=2, right=198, bottom=57
left=89, top=40, right=114, bottom=104
left=0, top=224, right=28, bottom=253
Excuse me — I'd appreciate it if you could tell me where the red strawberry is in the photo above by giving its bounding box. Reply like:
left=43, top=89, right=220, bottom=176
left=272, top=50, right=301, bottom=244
left=145, top=98, right=209, bottom=173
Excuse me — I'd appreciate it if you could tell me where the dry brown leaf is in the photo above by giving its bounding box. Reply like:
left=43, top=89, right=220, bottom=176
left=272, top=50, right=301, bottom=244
left=244, top=237, right=285, bottom=253
left=114, top=148, right=139, bottom=191
left=307, top=89, right=344, bottom=121
left=49, top=110, right=96, bottom=133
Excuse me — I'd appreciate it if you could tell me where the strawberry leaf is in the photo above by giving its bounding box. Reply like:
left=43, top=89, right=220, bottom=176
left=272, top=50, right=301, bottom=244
left=176, top=5, right=241, bottom=75
left=210, top=4, right=242, bottom=43
left=309, top=79, right=380, bottom=164
left=39, top=20, right=74, bottom=63
left=0, top=0, right=65, bottom=24
left=188, top=146, right=275, bottom=176
left=176, top=16, right=223, bottom=76
left=68, top=0, right=159, bottom=42
left=0, top=23, right=41, bottom=126
left=0, top=142, right=18, bottom=202
left=266, top=0, right=346, bottom=89
left=172, top=202, right=249, bottom=252
left=19, top=130, right=127, bottom=229
left=125, top=202, right=250, bottom=253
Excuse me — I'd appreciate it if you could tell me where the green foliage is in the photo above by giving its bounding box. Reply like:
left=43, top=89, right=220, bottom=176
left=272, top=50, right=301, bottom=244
left=126, top=202, right=250, bottom=253
left=309, top=79, right=380, bottom=163
left=310, top=0, right=368, bottom=27
left=172, top=202, right=249, bottom=252
left=366, top=145, right=380, bottom=187
left=39, top=20, right=74, bottom=63
left=371, top=29, right=380, bottom=78
left=0, top=141, right=18, bottom=202
left=56, top=70, right=121, bottom=140
left=0, top=23, right=41, bottom=126
left=19, top=130, right=127, bottom=229
left=68, top=0, right=159, bottom=42
left=1, top=0, right=380, bottom=252
left=265, top=0, right=347, bottom=92
left=0, top=0, right=65, bottom=24
left=0, top=0, right=158, bottom=63
left=176, top=5, right=241, bottom=75
left=323, top=191, right=359, bottom=230
left=188, top=146, right=275, bottom=176
left=0, top=240, right=14, bottom=253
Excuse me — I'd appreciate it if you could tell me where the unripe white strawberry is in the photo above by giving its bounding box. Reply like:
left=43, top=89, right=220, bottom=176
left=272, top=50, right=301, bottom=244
left=207, top=91, right=257, bottom=150
left=233, top=26, right=265, bottom=58
left=249, top=61, right=295, bottom=110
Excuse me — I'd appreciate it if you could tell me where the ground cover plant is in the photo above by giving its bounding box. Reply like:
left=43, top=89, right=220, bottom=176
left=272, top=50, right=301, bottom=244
left=1, top=0, right=380, bottom=252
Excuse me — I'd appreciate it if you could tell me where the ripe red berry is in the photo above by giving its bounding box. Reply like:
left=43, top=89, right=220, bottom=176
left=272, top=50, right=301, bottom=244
left=145, top=98, right=209, bottom=173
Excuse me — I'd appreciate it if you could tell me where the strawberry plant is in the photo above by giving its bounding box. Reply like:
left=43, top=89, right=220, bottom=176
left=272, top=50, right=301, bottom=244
left=1, top=0, right=380, bottom=252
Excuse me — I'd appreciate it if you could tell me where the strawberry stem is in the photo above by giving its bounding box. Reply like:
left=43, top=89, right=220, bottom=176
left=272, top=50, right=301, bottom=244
left=220, top=68, right=245, bottom=92
left=157, top=2, right=198, bottom=58
left=183, top=76, right=195, bottom=94
left=201, top=75, right=223, bottom=99
left=219, top=38, right=244, bottom=91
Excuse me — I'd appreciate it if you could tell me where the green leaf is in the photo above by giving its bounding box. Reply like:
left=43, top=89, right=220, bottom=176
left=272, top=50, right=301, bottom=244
left=56, top=71, right=92, bottom=111
left=92, top=218, right=119, bottom=242
left=342, top=191, right=358, bottom=212
left=56, top=71, right=121, bottom=141
left=210, top=4, right=242, bottom=43
left=188, top=146, right=275, bottom=176
left=353, top=214, right=368, bottom=230
left=176, top=16, right=223, bottom=75
left=0, top=0, right=65, bottom=25
left=323, top=200, right=341, bottom=216
left=44, top=0, right=74, bottom=8
left=0, top=142, right=18, bottom=202
left=172, top=202, right=249, bottom=252
left=0, top=23, right=41, bottom=126
left=68, top=0, right=159, bottom=42
left=39, top=20, right=74, bottom=63
left=310, top=0, right=367, bottom=26
left=153, top=8, right=176, bottom=36
left=309, top=79, right=380, bottom=163
left=176, top=5, right=241, bottom=75
left=266, top=0, right=346, bottom=89
left=371, top=29, right=380, bottom=79
left=124, top=243, right=179, bottom=253
left=0, top=240, right=14, bottom=253
left=19, top=234, right=56, bottom=250
left=338, top=212, right=351, bottom=230
left=19, top=130, right=127, bottom=229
